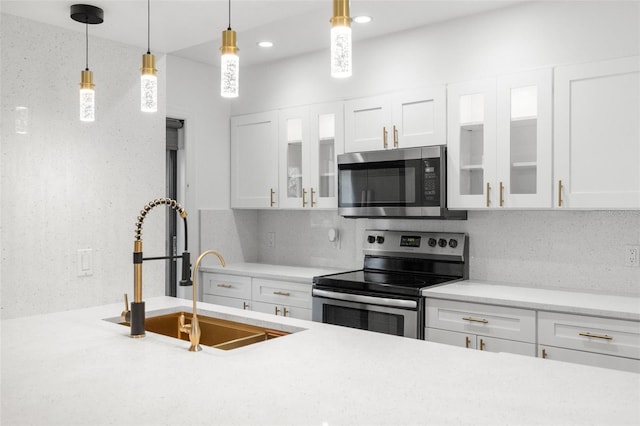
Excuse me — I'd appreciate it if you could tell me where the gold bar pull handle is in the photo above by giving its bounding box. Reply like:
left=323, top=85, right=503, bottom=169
left=217, top=283, right=233, bottom=289
left=302, top=188, right=308, bottom=207
left=541, top=348, right=548, bottom=359
left=462, top=316, right=489, bottom=324
left=393, top=125, right=399, bottom=148
left=274, top=306, right=281, bottom=316
left=465, top=336, right=471, bottom=348
left=499, top=181, right=504, bottom=207
left=243, top=302, right=250, bottom=310
left=310, top=187, right=316, bottom=207
left=383, top=127, right=388, bottom=149
left=486, top=182, right=491, bottom=207
left=273, top=291, right=290, bottom=296
left=270, top=188, right=276, bottom=207
left=579, top=332, right=613, bottom=340
left=479, top=339, right=486, bottom=351
left=558, top=180, right=563, bottom=207
left=283, top=307, right=290, bottom=317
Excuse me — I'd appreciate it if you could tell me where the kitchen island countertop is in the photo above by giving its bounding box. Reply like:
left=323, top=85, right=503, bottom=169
left=2, top=296, right=639, bottom=425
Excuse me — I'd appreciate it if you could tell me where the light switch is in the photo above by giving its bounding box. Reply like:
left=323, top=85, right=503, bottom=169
left=77, top=249, right=93, bottom=276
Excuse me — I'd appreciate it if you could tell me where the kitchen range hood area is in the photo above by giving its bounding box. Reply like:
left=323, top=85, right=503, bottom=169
left=1, top=1, right=639, bottom=425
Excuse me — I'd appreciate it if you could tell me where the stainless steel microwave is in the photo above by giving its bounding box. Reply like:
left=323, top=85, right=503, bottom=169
left=337, top=146, right=466, bottom=219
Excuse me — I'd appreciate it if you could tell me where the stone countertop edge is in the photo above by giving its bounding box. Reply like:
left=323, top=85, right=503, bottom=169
left=1, top=296, right=639, bottom=426
left=423, top=280, right=640, bottom=321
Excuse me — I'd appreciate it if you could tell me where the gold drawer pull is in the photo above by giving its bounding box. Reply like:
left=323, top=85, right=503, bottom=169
left=462, top=316, right=488, bottom=324
left=217, top=284, right=233, bottom=288
left=273, top=291, right=290, bottom=296
left=270, top=188, right=276, bottom=207
left=479, top=338, right=486, bottom=351
left=486, top=182, right=491, bottom=207
left=302, top=188, right=308, bottom=207
left=558, top=180, right=563, bottom=207
left=383, top=127, right=388, bottom=149
left=465, top=336, right=471, bottom=348
left=579, top=332, right=613, bottom=341
left=242, top=302, right=250, bottom=310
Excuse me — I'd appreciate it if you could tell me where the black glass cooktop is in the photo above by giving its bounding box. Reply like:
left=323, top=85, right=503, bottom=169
left=313, top=270, right=456, bottom=297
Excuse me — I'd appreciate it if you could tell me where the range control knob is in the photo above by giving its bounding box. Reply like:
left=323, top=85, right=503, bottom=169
left=438, top=238, right=447, bottom=248
left=448, top=239, right=458, bottom=248
left=367, top=235, right=376, bottom=244
left=428, top=238, right=437, bottom=247
left=376, top=236, right=385, bottom=244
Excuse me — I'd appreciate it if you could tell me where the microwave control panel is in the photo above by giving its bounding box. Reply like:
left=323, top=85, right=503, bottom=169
left=422, top=158, right=441, bottom=206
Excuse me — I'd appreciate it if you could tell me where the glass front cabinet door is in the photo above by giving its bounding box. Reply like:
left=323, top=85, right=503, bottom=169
left=447, top=69, right=552, bottom=209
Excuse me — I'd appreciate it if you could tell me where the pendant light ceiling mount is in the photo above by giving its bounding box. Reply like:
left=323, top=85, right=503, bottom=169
left=70, top=4, right=103, bottom=25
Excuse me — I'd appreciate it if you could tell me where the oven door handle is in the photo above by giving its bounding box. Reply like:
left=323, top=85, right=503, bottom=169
left=312, top=288, right=417, bottom=309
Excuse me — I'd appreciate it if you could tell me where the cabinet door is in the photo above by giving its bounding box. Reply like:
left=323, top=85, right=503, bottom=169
left=391, top=86, right=446, bottom=148
left=278, top=107, right=310, bottom=209
left=539, top=345, right=640, bottom=374
left=496, top=69, right=553, bottom=208
left=308, top=102, right=344, bottom=209
left=231, top=111, right=279, bottom=208
left=447, top=79, right=498, bottom=208
left=252, top=301, right=312, bottom=321
left=477, top=336, right=536, bottom=357
left=554, top=56, right=640, bottom=209
left=203, top=294, right=251, bottom=311
left=344, top=95, right=392, bottom=152
left=426, top=327, right=477, bottom=349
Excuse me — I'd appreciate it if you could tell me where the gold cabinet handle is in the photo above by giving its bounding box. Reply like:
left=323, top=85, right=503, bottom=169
left=486, top=182, right=491, bottom=207
left=499, top=181, right=504, bottom=207
left=273, top=291, right=290, bottom=296
left=302, top=188, right=308, bottom=207
left=462, top=316, right=489, bottom=324
left=579, top=332, right=613, bottom=341
left=270, top=188, right=276, bottom=207
left=479, top=338, right=486, bottom=351
left=217, top=283, right=233, bottom=288
left=465, top=336, right=471, bottom=348
left=393, top=125, right=398, bottom=148
left=310, top=187, right=316, bottom=207
left=283, top=307, right=290, bottom=317
left=242, top=302, right=250, bottom=310
left=541, top=348, right=548, bottom=359
left=275, top=306, right=281, bottom=315
left=558, top=180, right=563, bottom=207
left=383, top=126, right=388, bottom=149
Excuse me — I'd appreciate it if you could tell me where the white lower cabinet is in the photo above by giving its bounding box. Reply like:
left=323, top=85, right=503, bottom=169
left=538, top=311, right=640, bottom=373
left=201, top=272, right=311, bottom=321
left=425, top=299, right=536, bottom=356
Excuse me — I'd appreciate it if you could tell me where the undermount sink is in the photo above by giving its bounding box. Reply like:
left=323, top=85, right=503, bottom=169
left=119, top=311, right=290, bottom=350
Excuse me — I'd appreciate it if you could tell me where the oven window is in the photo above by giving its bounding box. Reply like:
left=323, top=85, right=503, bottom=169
left=322, top=304, right=405, bottom=337
left=338, top=159, right=422, bottom=207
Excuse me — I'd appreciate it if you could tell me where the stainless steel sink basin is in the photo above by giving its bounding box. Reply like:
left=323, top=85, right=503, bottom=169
left=120, top=311, right=289, bottom=350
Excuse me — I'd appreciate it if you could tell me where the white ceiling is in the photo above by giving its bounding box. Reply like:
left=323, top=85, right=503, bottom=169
left=0, top=1, right=525, bottom=67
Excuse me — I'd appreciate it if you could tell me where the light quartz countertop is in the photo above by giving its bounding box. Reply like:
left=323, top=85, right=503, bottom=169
left=423, top=280, right=640, bottom=320
left=199, top=262, right=346, bottom=283
left=2, top=296, right=639, bottom=425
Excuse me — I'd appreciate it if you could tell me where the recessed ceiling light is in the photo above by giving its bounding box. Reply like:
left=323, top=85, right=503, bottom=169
left=353, top=15, right=372, bottom=24
left=257, top=41, right=273, bottom=48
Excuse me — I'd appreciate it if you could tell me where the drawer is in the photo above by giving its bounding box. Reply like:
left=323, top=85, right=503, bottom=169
left=251, top=279, right=311, bottom=309
left=252, top=301, right=312, bottom=321
left=538, top=311, right=640, bottom=360
left=203, top=294, right=251, bottom=311
left=201, top=273, right=252, bottom=300
left=539, top=345, right=640, bottom=374
left=425, top=299, right=536, bottom=343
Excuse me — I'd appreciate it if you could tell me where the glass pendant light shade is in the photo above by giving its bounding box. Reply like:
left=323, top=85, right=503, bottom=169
left=80, top=69, right=95, bottom=122
left=220, top=29, right=239, bottom=98
left=330, top=0, right=352, bottom=78
left=141, top=53, right=158, bottom=112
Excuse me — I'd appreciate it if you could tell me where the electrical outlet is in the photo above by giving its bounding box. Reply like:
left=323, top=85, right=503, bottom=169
left=77, top=248, right=93, bottom=276
left=267, top=232, right=276, bottom=248
left=624, top=245, right=640, bottom=267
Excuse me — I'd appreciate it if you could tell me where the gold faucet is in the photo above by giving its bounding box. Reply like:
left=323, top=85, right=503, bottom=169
left=178, top=250, right=226, bottom=351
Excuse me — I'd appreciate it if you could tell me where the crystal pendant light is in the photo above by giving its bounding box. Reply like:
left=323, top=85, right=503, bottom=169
left=71, top=4, right=104, bottom=122
left=330, top=0, right=352, bottom=78
left=220, top=0, right=239, bottom=98
left=141, top=0, right=157, bottom=112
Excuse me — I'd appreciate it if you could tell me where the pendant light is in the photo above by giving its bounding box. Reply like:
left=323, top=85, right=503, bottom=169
left=141, top=0, right=157, bottom=112
left=220, top=0, right=239, bottom=98
left=330, top=0, right=352, bottom=78
left=71, top=4, right=104, bottom=122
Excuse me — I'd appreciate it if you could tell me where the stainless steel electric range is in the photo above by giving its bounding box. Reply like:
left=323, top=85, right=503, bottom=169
left=312, top=230, right=468, bottom=339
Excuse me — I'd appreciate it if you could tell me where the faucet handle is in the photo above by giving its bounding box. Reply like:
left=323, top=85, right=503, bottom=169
left=121, top=293, right=131, bottom=323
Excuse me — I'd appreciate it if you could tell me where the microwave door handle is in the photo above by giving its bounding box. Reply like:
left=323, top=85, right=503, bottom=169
left=312, top=289, right=417, bottom=309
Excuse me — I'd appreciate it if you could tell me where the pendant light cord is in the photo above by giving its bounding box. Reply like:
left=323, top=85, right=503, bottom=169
left=228, top=0, right=231, bottom=30
left=147, top=0, right=151, bottom=54
left=85, top=23, right=89, bottom=70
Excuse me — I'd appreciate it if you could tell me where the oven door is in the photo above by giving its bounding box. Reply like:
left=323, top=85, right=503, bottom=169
left=312, top=288, right=421, bottom=339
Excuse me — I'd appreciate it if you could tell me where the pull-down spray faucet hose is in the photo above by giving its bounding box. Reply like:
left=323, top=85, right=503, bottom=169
left=130, top=197, right=191, bottom=338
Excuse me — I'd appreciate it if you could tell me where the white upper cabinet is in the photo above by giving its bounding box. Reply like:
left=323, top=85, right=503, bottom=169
left=344, top=87, right=446, bottom=153
left=278, top=107, right=310, bottom=209
left=231, top=111, right=279, bottom=208
left=554, top=56, right=640, bottom=209
left=448, top=69, right=553, bottom=209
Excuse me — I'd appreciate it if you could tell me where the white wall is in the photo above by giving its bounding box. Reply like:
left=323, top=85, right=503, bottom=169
left=1, top=14, right=166, bottom=319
